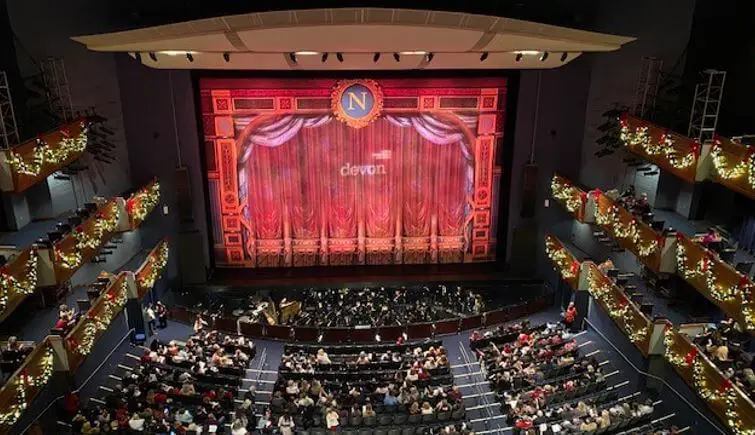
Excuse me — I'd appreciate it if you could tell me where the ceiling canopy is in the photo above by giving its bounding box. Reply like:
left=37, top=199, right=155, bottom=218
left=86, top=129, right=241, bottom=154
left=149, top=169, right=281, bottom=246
left=72, top=8, right=634, bottom=70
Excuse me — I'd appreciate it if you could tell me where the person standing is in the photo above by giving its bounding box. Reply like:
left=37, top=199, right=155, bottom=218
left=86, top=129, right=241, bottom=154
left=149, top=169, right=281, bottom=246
left=146, top=304, right=157, bottom=335
left=156, top=302, right=168, bottom=329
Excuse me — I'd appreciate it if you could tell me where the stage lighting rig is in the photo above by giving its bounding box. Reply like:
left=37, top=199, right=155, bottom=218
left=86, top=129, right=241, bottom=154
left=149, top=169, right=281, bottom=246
left=223, top=52, right=230, bottom=62
left=336, top=52, right=344, bottom=62
left=148, top=52, right=157, bottom=62
left=186, top=53, right=194, bottom=62
left=480, top=52, right=488, bottom=61
left=321, top=52, right=329, bottom=62
left=373, top=53, right=381, bottom=62
left=425, top=52, right=434, bottom=63
left=560, top=52, right=568, bottom=62
left=288, top=52, right=297, bottom=63
left=540, top=52, right=549, bottom=62
left=393, top=53, right=400, bottom=62
left=515, top=53, right=523, bottom=62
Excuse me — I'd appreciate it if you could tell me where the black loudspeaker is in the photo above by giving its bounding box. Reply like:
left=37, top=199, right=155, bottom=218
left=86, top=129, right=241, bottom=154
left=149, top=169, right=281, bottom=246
left=125, top=299, right=147, bottom=344
left=520, top=163, right=538, bottom=218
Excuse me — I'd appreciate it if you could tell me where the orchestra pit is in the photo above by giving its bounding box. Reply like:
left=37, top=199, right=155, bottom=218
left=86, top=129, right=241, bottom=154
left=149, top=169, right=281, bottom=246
left=1, top=2, right=754, bottom=435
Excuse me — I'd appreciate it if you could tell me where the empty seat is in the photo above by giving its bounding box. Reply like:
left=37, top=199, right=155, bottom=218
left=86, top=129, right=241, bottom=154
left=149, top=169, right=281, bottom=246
left=363, top=416, right=376, bottom=427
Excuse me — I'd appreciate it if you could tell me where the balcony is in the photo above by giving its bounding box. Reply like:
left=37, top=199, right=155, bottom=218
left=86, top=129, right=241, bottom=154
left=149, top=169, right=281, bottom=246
left=0, top=247, right=39, bottom=323
left=125, top=178, right=161, bottom=230
left=675, top=233, right=755, bottom=332
left=664, top=326, right=755, bottom=433
left=550, top=173, right=587, bottom=221
left=0, top=118, right=92, bottom=193
left=0, top=337, right=56, bottom=428
left=134, top=238, right=169, bottom=299
left=545, top=233, right=580, bottom=289
left=619, top=114, right=700, bottom=183
left=709, top=136, right=755, bottom=199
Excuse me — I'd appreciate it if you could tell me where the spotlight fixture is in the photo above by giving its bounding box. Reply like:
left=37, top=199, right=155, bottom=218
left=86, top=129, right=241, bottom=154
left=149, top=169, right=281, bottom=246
left=186, top=52, right=194, bottom=62
left=560, top=52, right=568, bottom=62
left=425, top=52, right=434, bottom=63
left=540, top=51, right=549, bottom=62
left=289, top=52, right=297, bottom=63
left=336, top=52, right=344, bottom=62
left=393, top=52, right=400, bottom=62
left=373, top=52, right=381, bottom=62
left=480, top=52, right=489, bottom=62
left=223, top=52, right=230, bottom=62
left=515, top=53, right=523, bottom=62
left=321, top=52, right=329, bottom=62
left=148, top=52, right=157, bottom=62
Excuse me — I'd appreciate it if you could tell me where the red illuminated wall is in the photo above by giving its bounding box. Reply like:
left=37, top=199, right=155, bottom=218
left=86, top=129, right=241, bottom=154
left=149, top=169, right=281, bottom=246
left=200, top=77, right=506, bottom=268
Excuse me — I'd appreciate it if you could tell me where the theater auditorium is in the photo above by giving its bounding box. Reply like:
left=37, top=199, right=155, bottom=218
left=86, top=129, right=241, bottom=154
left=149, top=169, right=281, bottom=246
left=0, top=1, right=754, bottom=434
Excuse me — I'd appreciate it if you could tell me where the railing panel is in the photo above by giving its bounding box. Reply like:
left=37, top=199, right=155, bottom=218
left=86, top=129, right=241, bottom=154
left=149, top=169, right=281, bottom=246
left=65, top=273, right=130, bottom=371
left=545, top=233, right=580, bottom=288
left=52, top=200, right=120, bottom=284
left=4, top=118, right=91, bottom=193
left=584, top=263, right=652, bottom=355
left=710, top=137, right=755, bottom=200
left=0, top=338, right=54, bottom=430
left=125, top=179, right=161, bottom=229
left=594, top=193, right=663, bottom=272
left=134, top=239, right=169, bottom=299
left=434, top=318, right=460, bottom=335
left=550, top=174, right=587, bottom=221
left=0, top=247, right=38, bottom=323
left=619, top=114, right=699, bottom=183
left=664, top=327, right=755, bottom=433
left=676, top=233, right=755, bottom=333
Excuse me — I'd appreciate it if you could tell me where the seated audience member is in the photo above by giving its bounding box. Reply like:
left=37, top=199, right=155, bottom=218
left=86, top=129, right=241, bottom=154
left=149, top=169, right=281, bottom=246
left=696, top=227, right=724, bottom=252
left=597, top=258, right=615, bottom=274
left=632, top=192, right=651, bottom=216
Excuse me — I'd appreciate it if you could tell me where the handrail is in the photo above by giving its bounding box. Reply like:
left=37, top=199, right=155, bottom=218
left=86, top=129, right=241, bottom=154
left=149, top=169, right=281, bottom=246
left=593, top=192, right=664, bottom=273
left=125, top=178, right=160, bottom=230
left=64, top=273, right=130, bottom=372
left=544, top=233, right=580, bottom=289
left=2, top=117, right=92, bottom=193
left=675, top=233, right=755, bottom=333
left=709, top=137, right=755, bottom=200
left=550, top=173, right=587, bottom=221
left=0, top=338, right=55, bottom=429
left=583, top=263, right=652, bottom=355
left=134, top=238, right=169, bottom=299
left=663, top=326, right=755, bottom=434
left=0, top=246, right=38, bottom=323
left=51, top=199, right=121, bottom=284
left=619, top=113, right=700, bottom=183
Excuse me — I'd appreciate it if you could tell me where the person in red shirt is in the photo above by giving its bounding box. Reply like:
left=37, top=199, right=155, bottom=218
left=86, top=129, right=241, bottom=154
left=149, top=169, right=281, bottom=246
left=54, top=318, right=69, bottom=330
left=564, top=302, right=577, bottom=328
left=470, top=330, right=482, bottom=342
left=515, top=417, right=533, bottom=430
left=63, top=392, right=79, bottom=416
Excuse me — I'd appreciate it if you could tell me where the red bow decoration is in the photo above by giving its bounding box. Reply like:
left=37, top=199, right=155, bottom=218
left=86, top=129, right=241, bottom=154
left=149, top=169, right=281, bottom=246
left=60, top=127, right=71, bottom=138
left=96, top=212, right=104, bottom=219
left=68, top=337, right=79, bottom=349
left=676, top=233, right=685, bottom=241
left=718, top=379, right=733, bottom=394
left=87, top=310, right=97, bottom=319
left=618, top=297, right=628, bottom=308
left=106, top=292, right=116, bottom=302
left=570, top=261, right=580, bottom=276
left=591, top=189, right=603, bottom=199
left=19, top=369, right=29, bottom=384
left=739, top=276, right=752, bottom=290
left=701, top=258, right=710, bottom=273
left=692, top=142, right=701, bottom=157
left=619, top=112, right=629, bottom=123
left=684, top=347, right=697, bottom=365
left=664, top=323, right=672, bottom=333
left=74, top=226, right=83, bottom=234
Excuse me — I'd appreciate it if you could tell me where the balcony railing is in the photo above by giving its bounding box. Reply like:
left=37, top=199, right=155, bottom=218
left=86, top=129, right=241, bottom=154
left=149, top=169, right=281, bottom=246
left=664, top=326, right=755, bottom=434
left=0, top=338, right=55, bottom=429
left=594, top=192, right=664, bottom=273
left=709, top=137, right=755, bottom=200
left=134, top=239, right=169, bottom=299
left=125, top=179, right=161, bottom=230
left=675, top=233, right=755, bottom=333
left=50, top=199, right=123, bottom=284
left=1, top=118, right=91, bottom=193
left=550, top=174, right=587, bottom=221
left=584, top=263, right=653, bottom=355
left=0, top=247, right=39, bottom=323
left=619, top=114, right=700, bottom=183
left=544, top=233, right=580, bottom=289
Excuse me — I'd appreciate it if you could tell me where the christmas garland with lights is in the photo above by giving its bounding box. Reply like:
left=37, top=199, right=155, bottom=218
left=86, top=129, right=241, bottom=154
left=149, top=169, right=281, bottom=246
left=550, top=176, right=585, bottom=216
left=0, top=248, right=39, bottom=310
left=127, top=181, right=160, bottom=227
left=619, top=120, right=697, bottom=170
left=586, top=268, right=649, bottom=345
left=0, top=376, right=27, bottom=426
left=138, top=242, right=169, bottom=290
left=74, top=279, right=129, bottom=356
left=595, top=204, right=660, bottom=257
left=545, top=237, right=578, bottom=280
left=56, top=203, right=120, bottom=271
left=7, top=123, right=90, bottom=177
left=711, top=143, right=755, bottom=193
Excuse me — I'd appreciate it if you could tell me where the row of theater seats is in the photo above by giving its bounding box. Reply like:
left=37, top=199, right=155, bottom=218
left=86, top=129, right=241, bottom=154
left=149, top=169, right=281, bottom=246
left=271, top=339, right=468, bottom=433
left=37, top=203, right=101, bottom=248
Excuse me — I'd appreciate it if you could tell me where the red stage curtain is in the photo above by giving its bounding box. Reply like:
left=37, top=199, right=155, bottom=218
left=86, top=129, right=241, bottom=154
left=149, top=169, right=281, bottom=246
left=242, top=118, right=468, bottom=261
